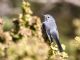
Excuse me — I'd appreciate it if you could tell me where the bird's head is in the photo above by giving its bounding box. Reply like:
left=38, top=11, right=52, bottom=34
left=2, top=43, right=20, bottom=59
left=44, top=14, right=55, bottom=22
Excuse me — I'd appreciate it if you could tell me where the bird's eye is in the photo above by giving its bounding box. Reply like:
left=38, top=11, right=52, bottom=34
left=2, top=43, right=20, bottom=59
left=48, top=17, right=49, bottom=18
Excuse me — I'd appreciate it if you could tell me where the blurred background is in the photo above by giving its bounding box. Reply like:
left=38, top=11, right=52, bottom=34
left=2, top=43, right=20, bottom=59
left=0, top=0, right=80, bottom=60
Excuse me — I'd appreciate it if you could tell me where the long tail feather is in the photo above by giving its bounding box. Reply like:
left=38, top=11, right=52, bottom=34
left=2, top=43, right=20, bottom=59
left=51, top=33, right=63, bottom=52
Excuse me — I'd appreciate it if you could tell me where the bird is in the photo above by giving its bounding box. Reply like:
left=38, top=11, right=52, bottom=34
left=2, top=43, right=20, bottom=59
left=42, top=14, right=63, bottom=52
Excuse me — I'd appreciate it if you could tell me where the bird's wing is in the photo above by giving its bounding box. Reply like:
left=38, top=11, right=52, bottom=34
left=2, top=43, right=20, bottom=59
left=51, top=32, right=63, bottom=52
left=42, top=22, right=53, bottom=43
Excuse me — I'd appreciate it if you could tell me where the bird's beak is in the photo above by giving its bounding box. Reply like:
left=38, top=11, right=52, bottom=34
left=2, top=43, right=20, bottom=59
left=44, top=15, right=46, bottom=17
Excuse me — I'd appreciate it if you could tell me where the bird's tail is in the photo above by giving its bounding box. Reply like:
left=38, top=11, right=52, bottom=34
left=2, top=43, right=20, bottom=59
left=51, top=33, right=63, bottom=52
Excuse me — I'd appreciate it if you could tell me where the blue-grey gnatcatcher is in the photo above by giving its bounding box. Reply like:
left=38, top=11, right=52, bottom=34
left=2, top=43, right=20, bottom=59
left=42, top=14, right=63, bottom=52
